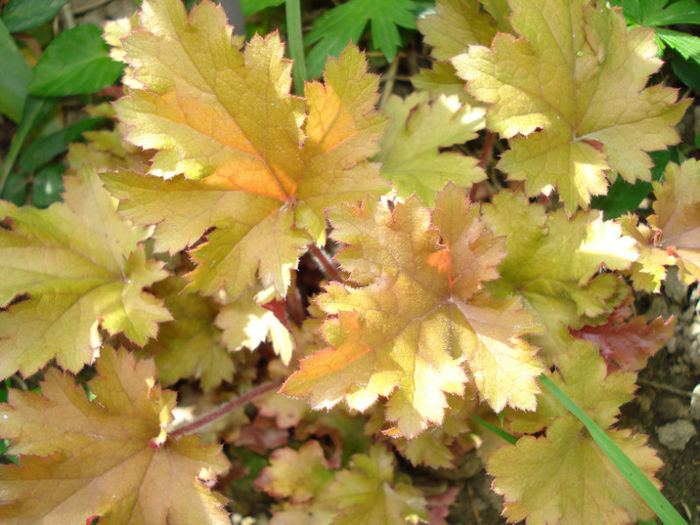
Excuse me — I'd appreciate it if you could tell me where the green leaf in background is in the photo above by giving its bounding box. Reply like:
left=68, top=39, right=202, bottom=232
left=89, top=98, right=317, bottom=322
left=305, top=0, right=419, bottom=77
left=18, top=116, right=107, bottom=173
left=240, top=0, right=284, bottom=16
left=31, top=163, right=65, bottom=208
left=592, top=150, right=670, bottom=219
left=0, top=95, right=58, bottom=195
left=0, top=172, right=28, bottom=206
left=1, top=0, right=69, bottom=33
left=642, top=0, right=700, bottom=26
left=0, top=20, right=31, bottom=123
left=27, top=24, right=124, bottom=97
left=657, top=28, right=700, bottom=66
left=671, top=54, right=700, bottom=92
left=610, top=0, right=700, bottom=26
left=0, top=380, right=18, bottom=465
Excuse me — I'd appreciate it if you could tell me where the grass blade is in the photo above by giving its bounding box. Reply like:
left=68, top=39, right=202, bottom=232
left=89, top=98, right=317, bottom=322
left=538, top=374, right=688, bottom=525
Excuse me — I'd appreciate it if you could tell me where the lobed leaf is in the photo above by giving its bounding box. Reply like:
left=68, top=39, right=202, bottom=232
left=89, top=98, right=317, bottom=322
left=416, top=0, right=502, bottom=61
left=482, top=191, right=638, bottom=362
left=0, top=167, right=171, bottom=379
left=572, top=314, right=675, bottom=373
left=140, top=277, right=234, bottom=390
left=377, top=92, right=486, bottom=205
left=103, top=0, right=386, bottom=299
left=649, top=158, right=700, bottom=284
left=490, top=343, right=661, bottom=525
left=0, top=347, right=230, bottom=524
left=304, top=0, right=419, bottom=77
left=284, top=186, right=543, bottom=437
left=316, top=444, right=428, bottom=524
left=453, top=0, right=689, bottom=213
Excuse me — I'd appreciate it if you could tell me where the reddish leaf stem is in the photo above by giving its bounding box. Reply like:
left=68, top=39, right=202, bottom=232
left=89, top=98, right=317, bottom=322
left=308, top=244, right=343, bottom=283
left=478, top=132, right=496, bottom=168
left=169, top=380, right=283, bottom=438
left=470, top=132, right=497, bottom=201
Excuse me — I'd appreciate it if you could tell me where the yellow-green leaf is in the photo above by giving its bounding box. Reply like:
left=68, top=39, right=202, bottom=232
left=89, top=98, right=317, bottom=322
left=482, top=191, right=637, bottom=361
left=377, top=92, right=485, bottom=204
left=490, top=343, right=660, bottom=525
left=140, top=277, right=234, bottom=390
left=453, top=0, right=689, bottom=213
left=0, top=167, right=171, bottom=379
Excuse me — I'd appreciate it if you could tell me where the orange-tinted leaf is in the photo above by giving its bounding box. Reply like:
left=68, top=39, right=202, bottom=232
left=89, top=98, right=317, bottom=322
left=0, top=347, right=229, bottom=524
left=103, top=0, right=386, bottom=299
left=649, top=159, right=700, bottom=284
left=284, top=186, right=543, bottom=437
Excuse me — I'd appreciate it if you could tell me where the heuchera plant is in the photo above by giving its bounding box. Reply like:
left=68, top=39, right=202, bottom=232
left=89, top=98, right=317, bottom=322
left=0, top=0, right=697, bottom=523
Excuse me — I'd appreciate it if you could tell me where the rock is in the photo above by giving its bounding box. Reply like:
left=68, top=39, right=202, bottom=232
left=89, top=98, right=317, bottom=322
left=655, top=397, right=689, bottom=422
left=690, top=322, right=700, bottom=338
left=657, top=420, right=696, bottom=450
left=664, top=268, right=688, bottom=304
left=688, top=340, right=700, bottom=370
left=691, top=384, right=700, bottom=421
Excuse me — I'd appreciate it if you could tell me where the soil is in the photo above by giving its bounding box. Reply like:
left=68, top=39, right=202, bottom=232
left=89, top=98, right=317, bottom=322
left=6, top=1, right=699, bottom=524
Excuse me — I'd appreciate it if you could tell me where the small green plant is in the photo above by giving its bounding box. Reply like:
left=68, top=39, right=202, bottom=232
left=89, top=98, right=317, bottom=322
left=0, top=0, right=122, bottom=207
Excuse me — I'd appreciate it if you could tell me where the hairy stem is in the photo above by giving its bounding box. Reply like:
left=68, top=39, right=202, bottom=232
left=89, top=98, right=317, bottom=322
left=478, top=132, right=496, bottom=168
left=308, top=243, right=343, bottom=282
left=169, top=380, right=284, bottom=438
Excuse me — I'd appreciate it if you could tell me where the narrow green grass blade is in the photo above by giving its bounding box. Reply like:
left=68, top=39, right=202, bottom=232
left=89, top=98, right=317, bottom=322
left=470, top=414, right=518, bottom=445
left=285, top=0, right=307, bottom=95
left=538, top=374, right=688, bottom=525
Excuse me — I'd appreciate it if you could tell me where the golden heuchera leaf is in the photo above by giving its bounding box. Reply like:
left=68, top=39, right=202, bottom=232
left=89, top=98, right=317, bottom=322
left=0, top=167, right=171, bottom=380
left=416, top=0, right=502, bottom=61
left=453, top=0, right=689, bottom=213
left=648, top=159, right=700, bottom=284
left=489, top=342, right=661, bottom=525
left=413, top=0, right=509, bottom=103
left=102, top=0, right=386, bottom=299
left=618, top=214, right=676, bottom=293
left=482, top=191, right=637, bottom=362
left=377, top=92, right=485, bottom=205
left=216, top=290, right=294, bottom=365
left=283, top=186, right=543, bottom=437
left=620, top=159, right=700, bottom=290
left=255, top=440, right=335, bottom=503
left=0, top=347, right=230, bottom=524
left=316, top=444, right=428, bottom=525
left=139, top=277, right=234, bottom=390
